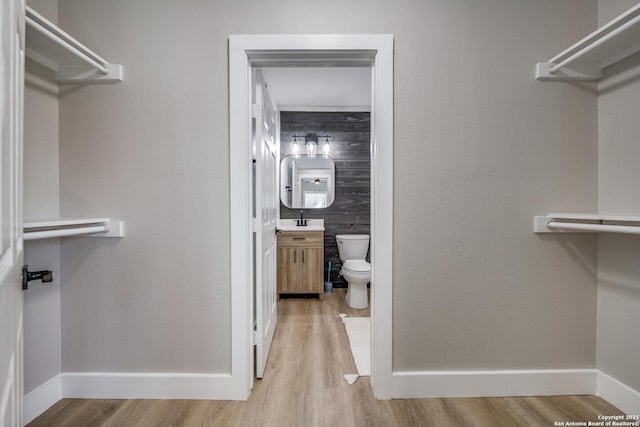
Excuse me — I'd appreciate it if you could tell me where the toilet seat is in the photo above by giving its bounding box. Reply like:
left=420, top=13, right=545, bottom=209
left=342, top=259, right=371, bottom=275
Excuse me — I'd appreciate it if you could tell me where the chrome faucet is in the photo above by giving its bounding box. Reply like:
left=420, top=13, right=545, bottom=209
left=296, top=210, right=308, bottom=226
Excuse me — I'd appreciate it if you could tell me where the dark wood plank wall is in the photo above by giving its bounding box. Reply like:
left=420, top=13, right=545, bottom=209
left=280, top=112, right=370, bottom=286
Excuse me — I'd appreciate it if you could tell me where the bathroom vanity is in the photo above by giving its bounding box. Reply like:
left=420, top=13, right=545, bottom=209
left=277, top=229, right=324, bottom=299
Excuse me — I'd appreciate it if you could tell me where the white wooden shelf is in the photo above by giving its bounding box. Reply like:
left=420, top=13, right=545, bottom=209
left=534, top=213, right=640, bottom=234
left=24, top=218, right=125, bottom=240
left=535, top=3, right=640, bottom=81
left=25, top=6, right=123, bottom=82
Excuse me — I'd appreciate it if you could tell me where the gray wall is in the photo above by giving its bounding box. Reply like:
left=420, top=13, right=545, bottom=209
left=23, top=0, right=61, bottom=394
left=597, top=0, right=640, bottom=393
left=280, top=112, right=370, bottom=286
left=55, top=0, right=599, bottom=375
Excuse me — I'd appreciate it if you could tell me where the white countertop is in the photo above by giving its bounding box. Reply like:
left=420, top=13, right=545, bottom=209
left=277, top=218, right=324, bottom=231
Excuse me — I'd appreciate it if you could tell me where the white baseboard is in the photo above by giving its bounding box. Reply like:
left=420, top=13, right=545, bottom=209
left=24, top=369, right=639, bottom=423
left=391, top=369, right=598, bottom=399
left=597, top=371, right=640, bottom=414
left=61, top=372, right=233, bottom=400
left=24, top=372, right=233, bottom=422
left=24, top=375, right=62, bottom=425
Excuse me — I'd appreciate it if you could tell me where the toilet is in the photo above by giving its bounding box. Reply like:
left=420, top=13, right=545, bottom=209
left=336, top=234, right=371, bottom=309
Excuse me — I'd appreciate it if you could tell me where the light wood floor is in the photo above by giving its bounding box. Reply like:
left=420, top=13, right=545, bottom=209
left=29, top=289, right=623, bottom=427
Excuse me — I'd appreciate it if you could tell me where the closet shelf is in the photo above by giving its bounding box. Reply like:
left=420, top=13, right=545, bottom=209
left=25, top=6, right=123, bottom=83
left=535, top=2, right=640, bottom=81
left=534, top=213, right=640, bottom=235
left=24, top=218, right=125, bottom=241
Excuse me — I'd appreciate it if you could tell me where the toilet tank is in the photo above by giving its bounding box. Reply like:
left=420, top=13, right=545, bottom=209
left=336, top=234, right=370, bottom=261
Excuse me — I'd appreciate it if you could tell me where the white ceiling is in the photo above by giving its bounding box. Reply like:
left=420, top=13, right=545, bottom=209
left=261, top=67, right=371, bottom=111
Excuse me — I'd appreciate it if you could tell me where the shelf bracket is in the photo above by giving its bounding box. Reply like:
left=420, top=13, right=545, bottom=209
left=533, top=216, right=598, bottom=233
left=56, top=64, right=124, bottom=83
left=535, top=62, right=601, bottom=81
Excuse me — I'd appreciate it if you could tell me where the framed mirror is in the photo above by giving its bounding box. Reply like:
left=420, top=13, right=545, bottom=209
left=280, top=155, right=335, bottom=208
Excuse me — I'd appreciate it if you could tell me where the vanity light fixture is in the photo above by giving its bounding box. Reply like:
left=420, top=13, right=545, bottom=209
left=290, top=133, right=331, bottom=159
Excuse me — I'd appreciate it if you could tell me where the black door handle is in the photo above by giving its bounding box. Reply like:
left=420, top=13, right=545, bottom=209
left=22, top=265, right=53, bottom=290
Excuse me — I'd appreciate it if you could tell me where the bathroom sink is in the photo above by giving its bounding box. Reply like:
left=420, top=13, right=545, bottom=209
left=277, top=219, right=324, bottom=231
left=278, top=225, right=325, bottom=231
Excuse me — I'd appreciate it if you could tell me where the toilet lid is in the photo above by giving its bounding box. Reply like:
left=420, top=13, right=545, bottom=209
left=343, top=260, right=371, bottom=273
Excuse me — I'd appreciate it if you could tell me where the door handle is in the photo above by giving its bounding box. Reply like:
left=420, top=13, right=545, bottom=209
left=22, top=265, right=53, bottom=290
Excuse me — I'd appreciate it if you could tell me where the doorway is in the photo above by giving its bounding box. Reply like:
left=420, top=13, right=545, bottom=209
left=229, top=34, right=394, bottom=400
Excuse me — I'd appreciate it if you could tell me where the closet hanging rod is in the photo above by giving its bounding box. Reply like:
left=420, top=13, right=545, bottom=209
left=545, top=221, right=640, bottom=235
left=24, top=225, right=109, bottom=241
left=25, top=6, right=109, bottom=74
left=549, top=12, right=640, bottom=74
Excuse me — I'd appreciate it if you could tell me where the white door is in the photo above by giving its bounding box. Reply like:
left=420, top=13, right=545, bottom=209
left=0, top=0, right=25, bottom=425
left=253, top=70, right=278, bottom=378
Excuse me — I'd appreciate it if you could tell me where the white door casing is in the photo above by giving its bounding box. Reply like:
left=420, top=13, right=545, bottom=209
left=229, top=35, right=394, bottom=400
left=0, top=0, right=25, bottom=425
left=253, top=70, right=279, bottom=379
left=291, top=162, right=300, bottom=208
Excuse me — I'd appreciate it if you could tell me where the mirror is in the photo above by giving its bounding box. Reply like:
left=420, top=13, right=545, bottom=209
left=280, top=155, right=335, bottom=209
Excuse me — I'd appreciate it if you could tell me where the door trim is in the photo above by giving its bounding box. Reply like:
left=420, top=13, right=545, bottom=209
left=229, top=34, right=394, bottom=399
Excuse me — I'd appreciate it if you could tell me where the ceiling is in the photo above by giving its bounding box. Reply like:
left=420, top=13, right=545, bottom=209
left=260, top=67, right=371, bottom=111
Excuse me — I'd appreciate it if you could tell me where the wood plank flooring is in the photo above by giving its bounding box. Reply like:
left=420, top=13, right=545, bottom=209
left=28, top=289, right=623, bottom=427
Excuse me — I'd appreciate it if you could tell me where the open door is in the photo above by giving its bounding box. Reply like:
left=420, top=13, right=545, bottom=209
left=253, top=70, right=278, bottom=378
left=0, top=0, right=25, bottom=424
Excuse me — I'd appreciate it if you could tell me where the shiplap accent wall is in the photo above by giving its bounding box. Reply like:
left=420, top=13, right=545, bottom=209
left=280, top=112, right=370, bottom=286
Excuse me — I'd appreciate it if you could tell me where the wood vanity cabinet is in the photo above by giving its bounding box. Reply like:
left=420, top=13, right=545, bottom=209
left=277, top=231, right=324, bottom=299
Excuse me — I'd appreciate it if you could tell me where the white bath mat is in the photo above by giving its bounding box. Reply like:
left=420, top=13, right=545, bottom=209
left=342, top=315, right=371, bottom=377
left=343, top=374, right=358, bottom=385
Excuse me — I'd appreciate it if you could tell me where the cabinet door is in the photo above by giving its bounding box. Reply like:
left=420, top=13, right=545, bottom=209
left=277, top=247, right=299, bottom=293
left=299, top=247, right=323, bottom=293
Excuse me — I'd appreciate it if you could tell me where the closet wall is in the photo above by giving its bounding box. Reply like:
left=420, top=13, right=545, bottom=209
left=597, top=0, right=640, bottom=393
left=54, top=0, right=598, bottom=377
left=23, top=0, right=61, bottom=395
left=22, top=0, right=640, bottom=415
left=20, top=0, right=640, bottom=414
left=57, top=1, right=230, bottom=373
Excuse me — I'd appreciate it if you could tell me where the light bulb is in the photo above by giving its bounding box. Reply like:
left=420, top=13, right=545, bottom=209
left=306, top=141, right=317, bottom=158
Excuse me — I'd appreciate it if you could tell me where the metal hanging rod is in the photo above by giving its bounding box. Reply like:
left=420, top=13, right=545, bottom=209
left=533, top=215, right=640, bottom=235
left=24, top=225, right=109, bottom=241
left=546, top=221, right=640, bottom=235
left=23, top=218, right=125, bottom=240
